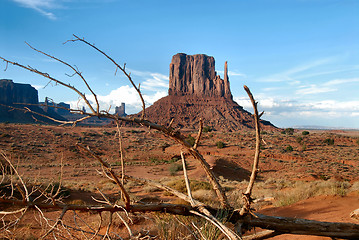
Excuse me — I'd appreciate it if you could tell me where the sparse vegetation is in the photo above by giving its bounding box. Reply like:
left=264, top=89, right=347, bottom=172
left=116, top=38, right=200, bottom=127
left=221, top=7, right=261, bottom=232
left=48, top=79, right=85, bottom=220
left=186, top=135, right=195, bottom=146
left=302, top=130, right=310, bottom=135
left=324, top=138, right=335, bottom=145
left=285, top=145, right=293, bottom=152
left=203, top=126, right=213, bottom=133
left=216, top=141, right=225, bottom=149
left=281, top=128, right=294, bottom=135
left=169, top=163, right=183, bottom=175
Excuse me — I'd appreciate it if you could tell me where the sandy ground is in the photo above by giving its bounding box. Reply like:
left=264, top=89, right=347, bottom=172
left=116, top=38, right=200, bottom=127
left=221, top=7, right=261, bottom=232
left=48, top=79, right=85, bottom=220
left=1, top=123, right=358, bottom=239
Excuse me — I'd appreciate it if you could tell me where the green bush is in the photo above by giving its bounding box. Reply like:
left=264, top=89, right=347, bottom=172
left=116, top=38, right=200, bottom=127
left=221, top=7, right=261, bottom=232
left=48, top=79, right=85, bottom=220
left=203, top=126, right=213, bottom=133
left=285, top=128, right=294, bottom=135
left=302, top=131, right=310, bottom=135
left=324, top=138, right=334, bottom=145
left=186, top=136, right=195, bottom=146
left=167, top=179, right=211, bottom=193
left=296, top=136, right=303, bottom=143
left=285, top=145, right=293, bottom=152
left=216, top=141, right=225, bottom=149
left=281, top=128, right=294, bottom=135
left=169, top=163, right=183, bottom=175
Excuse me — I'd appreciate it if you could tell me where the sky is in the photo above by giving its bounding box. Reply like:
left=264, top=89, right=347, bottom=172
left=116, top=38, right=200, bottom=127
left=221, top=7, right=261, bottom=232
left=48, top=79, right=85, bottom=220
left=1, top=0, right=358, bottom=128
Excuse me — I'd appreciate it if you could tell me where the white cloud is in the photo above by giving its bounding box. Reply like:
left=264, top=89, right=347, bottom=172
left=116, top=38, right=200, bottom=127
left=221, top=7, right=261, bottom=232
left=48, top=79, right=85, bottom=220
left=295, top=84, right=336, bottom=95
left=130, top=69, right=169, bottom=91
left=12, top=0, right=61, bottom=20
left=257, top=57, right=334, bottom=83
left=323, top=77, right=359, bottom=86
left=234, top=95, right=359, bottom=124
left=69, top=85, right=167, bottom=114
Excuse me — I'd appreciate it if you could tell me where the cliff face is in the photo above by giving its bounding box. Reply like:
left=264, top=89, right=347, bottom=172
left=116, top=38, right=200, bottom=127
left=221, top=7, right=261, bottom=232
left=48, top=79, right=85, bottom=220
left=136, top=54, right=277, bottom=131
left=0, top=79, right=38, bottom=105
left=0, top=79, right=67, bottom=123
left=169, top=53, right=232, bottom=99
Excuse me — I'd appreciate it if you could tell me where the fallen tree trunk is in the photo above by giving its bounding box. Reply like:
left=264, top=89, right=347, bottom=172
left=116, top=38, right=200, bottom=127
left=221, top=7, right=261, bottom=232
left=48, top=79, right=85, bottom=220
left=2, top=197, right=358, bottom=239
left=243, top=213, right=359, bottom=239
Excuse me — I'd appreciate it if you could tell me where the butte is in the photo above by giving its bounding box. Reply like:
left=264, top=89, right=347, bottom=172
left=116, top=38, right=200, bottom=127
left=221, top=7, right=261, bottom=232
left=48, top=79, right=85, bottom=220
left=137, top=53, right=276, bottom=131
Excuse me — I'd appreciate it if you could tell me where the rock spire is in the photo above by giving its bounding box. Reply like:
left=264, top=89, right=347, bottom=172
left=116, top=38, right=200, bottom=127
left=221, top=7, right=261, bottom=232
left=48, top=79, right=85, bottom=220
left=168, top=53, right=232, bottom=99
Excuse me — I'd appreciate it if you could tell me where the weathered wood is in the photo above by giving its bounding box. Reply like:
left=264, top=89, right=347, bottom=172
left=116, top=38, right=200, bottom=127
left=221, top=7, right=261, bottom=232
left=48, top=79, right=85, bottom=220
left=244, top=213, right=359, bottom=239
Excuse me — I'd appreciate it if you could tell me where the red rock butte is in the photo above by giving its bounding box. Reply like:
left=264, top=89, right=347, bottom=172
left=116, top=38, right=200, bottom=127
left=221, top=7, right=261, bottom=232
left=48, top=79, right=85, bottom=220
left=138, top=53, right=277, bottom=131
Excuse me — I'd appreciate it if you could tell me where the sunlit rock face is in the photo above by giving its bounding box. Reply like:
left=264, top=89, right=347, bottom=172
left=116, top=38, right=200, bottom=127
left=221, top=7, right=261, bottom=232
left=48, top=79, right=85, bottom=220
left=169, top=53, right=232, bottom=100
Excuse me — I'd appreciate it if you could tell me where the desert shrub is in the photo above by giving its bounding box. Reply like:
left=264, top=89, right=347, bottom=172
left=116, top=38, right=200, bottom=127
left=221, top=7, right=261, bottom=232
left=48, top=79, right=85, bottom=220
left=282, top=128, right=294, bottom=135
left=186, top=136, right=195, bottom=146
left=274, top=180, right=350, bottom=207
left=296, top=136, right=303, bottom=143
left=285, top=145, right=293, bottom=152
left=216, top=141, right=225, bottom=149
left=203, top=126, right=213, bottom=133
left=302, top=130, right=310, bottom=135
left=0, top=133, right=11, bottom=138
left=150, top=157, right=178, bottom=164
left=166, top=179, right=211, bottom=194
left=169, top=163, right=183, bottom=175
left=324, top=138, right=335, bottom=145
left=102, top=131, right=113, bottom=136
left=301, top=144, right=307, bottom=151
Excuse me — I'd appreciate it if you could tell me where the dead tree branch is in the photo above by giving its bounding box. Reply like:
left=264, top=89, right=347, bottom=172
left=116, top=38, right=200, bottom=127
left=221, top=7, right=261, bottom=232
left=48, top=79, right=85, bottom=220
left=76, top=144, right=131, bottom=210
left=240, top=85, right=261, bottom=216
left=24, top=42, right=100, bottom=114
left=65, top=34, right=146, bottom=119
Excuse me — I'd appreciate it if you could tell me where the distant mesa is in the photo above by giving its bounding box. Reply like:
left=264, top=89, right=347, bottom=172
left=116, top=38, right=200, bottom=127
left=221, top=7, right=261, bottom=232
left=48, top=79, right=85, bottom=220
left=137, top=53, right=277, bottom=131
left=0, top=79, right=126, bottom=125
left=0, top=79, right=38, bottom=106
left=0, top=79, right=65, bottom=123
left=39, top=97, right=71, bottom=117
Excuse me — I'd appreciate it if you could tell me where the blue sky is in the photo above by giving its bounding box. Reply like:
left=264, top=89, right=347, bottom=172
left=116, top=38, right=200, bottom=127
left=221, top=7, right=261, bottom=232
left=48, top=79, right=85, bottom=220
left=1, top=0, right=358, bottom=128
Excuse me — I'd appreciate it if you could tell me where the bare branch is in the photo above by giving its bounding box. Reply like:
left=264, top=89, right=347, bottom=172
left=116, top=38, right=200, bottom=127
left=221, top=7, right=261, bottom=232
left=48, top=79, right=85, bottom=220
left=181, top=151, right=195, bottom=206
left=1, top=151, right=29, bottom=202
left=66, top=34, right=146, bottom=119
left=193, top=118, right=203, bottom=149
left=25, top=42, right=100, bottom=114
left=40, top=206, right=68, bottom=239
left=0, top=57, right=97, bottom=114
left=114, top=120, right=125, bottom=187
left=240, top=85, right=261, bottom=216
left=76, top=144, right=131, bottom=210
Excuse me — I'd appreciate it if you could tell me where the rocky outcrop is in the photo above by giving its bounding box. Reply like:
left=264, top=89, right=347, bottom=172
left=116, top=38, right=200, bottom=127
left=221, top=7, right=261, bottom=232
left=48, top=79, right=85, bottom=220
left=169, top=53, right=232, bottom=99
left=136, top=54, right=277, bottom=131
left=0, top=79, right=66, bottom=123
left=0, top=79, right=38, bottom=105
left=139, top=95, right=275, bottom=131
